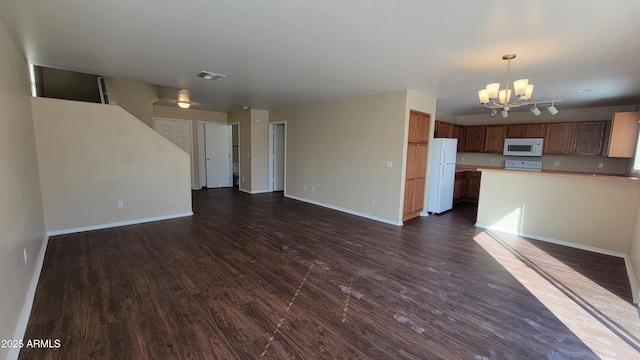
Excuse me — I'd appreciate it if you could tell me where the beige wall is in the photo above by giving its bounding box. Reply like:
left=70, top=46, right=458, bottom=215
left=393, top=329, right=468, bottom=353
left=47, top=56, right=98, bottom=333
left=270, top=91, right=409, bottom=224
left=109, top=77, right=161, bottom=127
left=153, top=104, right=228, bottom=189
left=476, top=170, right=640, bottom=254
left=32, top=97, right=192, bottom=232
left=252, top=109, right=269, bottom=192
left=629, top=198, right=640, bottom=303
left=0, top=19, right=46, bottom=360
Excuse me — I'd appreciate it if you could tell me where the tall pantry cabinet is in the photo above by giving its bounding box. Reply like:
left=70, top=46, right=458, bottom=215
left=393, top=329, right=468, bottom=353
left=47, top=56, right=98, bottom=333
left=403, top=110, right=430, bottom=221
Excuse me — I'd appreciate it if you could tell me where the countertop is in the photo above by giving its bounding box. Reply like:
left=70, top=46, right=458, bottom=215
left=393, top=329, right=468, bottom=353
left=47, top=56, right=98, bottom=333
left=456, top=164, right=640, bottom=182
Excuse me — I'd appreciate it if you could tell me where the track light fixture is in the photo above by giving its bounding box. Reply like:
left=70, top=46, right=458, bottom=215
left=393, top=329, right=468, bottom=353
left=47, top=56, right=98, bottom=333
left=479, top=54, right=560, bottom=117
left=530, top=105, right=541, bottom=116
left=489, top=109, right=497, bottom=117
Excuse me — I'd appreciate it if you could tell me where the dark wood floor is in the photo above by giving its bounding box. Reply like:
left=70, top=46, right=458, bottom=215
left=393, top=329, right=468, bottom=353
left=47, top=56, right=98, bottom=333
left=20, top=188, right=640, bottom=359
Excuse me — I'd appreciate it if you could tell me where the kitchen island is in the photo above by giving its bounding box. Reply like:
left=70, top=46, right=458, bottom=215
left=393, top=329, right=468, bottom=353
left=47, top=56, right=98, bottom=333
left=476, top=168, right=640, bottom=254
left=474, top=167, right=640, bottom=302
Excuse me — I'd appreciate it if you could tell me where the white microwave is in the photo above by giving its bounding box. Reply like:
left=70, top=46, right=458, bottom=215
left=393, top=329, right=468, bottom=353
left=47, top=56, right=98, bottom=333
left=503, top=138, right=544, bottom=157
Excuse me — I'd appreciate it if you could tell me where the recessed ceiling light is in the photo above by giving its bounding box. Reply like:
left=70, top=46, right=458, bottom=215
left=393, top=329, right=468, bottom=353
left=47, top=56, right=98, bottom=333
left=242, top=106, right=249, bottom=110
left=196, top=71, right=225, bottom=80
left=576, top=89, right=592, bottom=93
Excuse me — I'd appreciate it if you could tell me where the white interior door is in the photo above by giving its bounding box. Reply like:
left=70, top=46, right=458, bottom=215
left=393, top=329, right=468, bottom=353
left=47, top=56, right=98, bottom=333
left=205, top=123, right=232, bottom=188
left=154, top=118, right=194, bottom=188
left=273, top=124, right=285, bottom=191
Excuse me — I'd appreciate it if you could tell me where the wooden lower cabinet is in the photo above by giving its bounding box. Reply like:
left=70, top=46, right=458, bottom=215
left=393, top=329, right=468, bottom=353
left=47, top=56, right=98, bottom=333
left=453, top=172, right=466, bottom=201
left=466, top=171, right=481, bottom=200
left=454, top=171, right=481, bottom=203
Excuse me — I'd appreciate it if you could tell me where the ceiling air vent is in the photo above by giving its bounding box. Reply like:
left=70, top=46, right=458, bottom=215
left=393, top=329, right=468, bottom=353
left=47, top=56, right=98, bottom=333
left=196, top=71, right=225, bottom=80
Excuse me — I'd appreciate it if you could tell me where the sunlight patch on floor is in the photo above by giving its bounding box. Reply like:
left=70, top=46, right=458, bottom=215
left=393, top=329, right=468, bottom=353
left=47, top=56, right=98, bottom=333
left=473, top=230, right=640, bottom=359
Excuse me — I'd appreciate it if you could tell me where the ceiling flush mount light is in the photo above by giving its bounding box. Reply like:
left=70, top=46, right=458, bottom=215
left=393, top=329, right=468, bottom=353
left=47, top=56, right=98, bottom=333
left=196, top=71, right=226, bottom=80
left=478, top=54, right=560, bottom=117
left=177, top=101, right=191, bottom=109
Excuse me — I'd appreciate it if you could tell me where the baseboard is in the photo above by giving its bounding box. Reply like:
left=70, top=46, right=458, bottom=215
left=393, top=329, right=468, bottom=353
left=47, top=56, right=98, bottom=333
left=8, top=233, right=49, bottom=360
left=475, top=223, right=627, bottom=258
left=239, top=188, right=269, bottom=195
left=285, top=194, right=402, bottom=226
left=623, top=255, right=639, bottom=305
left=47, top=212, right=193, bottom=236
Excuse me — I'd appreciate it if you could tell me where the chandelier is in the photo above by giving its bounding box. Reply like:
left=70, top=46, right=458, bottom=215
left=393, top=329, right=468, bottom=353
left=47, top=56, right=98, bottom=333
left=478, top=54, right=560, bottom=118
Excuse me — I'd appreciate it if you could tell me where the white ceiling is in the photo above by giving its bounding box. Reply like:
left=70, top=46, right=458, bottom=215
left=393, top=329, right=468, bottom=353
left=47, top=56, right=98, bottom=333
left=2, top=0, right=640, bottom=116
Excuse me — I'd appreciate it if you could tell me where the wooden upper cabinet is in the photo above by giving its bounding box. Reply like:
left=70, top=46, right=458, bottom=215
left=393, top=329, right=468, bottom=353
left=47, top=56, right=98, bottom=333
left=543, top=122, right=574, bottom=154
left=607, top=111, right=640, bottom=158
left=484, top=125, right=507, bottom=153
left=573, top=121, right=605, bottom=155
left=506, top=124, right=526, bottom=138
left=506, top=123, right=546, bottom=138
left=463, top=126, right=486, bottom=152
left=409, top=111, right=430, bottom=143
left=525, top=123, right=546, bottom=138
left=435, top=120, right=459, bottom=138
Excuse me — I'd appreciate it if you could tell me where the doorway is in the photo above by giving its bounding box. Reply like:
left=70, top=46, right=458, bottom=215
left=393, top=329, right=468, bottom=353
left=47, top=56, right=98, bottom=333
left=268, top=122, right=286, bottom=192
left=153, top=117, right=195, bottom=189
left=198, top=122, right=233, bottom=188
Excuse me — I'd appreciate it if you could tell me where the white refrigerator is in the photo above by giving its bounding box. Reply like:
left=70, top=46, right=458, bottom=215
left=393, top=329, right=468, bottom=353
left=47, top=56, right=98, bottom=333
left=427, top=138, right=457, bottom=214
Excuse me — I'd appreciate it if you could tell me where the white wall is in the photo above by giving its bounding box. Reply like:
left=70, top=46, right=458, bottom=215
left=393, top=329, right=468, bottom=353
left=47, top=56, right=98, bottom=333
left=0, top=19, right=46, bottom=360
left=270, top=91, right=409, bottom=224
left=31, top=97, right=192, bottom=233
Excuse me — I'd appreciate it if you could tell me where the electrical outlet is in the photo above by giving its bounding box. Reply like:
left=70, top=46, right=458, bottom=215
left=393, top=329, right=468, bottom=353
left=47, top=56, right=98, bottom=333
left=460, top=156, right=465, bottom=162
left=554, top=160, right=560, bottom=167
left=304, top=185, right=307, bottom=191
left=598, top=162, right=604, bottom=169
left=371, top=197, right=376, bottom=205
left=311, top=186, right=315, bottom=192
left=23, top=248, right=28, bottom=264
left=490, top=158, right=496, bottom=163
left=117, top=200, right=124, bottom=209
